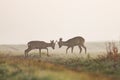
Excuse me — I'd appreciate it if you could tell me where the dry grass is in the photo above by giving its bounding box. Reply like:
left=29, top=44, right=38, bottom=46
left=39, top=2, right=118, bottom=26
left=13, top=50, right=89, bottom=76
left=0, top=53, right=117, bottom=80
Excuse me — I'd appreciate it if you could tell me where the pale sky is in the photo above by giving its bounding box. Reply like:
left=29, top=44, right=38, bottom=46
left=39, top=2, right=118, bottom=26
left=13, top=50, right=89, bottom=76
left=0, top=0, right=120, bottom=44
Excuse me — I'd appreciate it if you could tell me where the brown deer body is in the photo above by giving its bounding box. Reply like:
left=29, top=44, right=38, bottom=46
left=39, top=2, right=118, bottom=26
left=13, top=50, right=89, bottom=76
left=25, top=40, right=55, bottom=57
left=58, top=36, right=87, bottom=53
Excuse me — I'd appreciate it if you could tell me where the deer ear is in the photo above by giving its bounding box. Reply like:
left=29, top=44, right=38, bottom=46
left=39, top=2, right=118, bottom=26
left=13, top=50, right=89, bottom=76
left=59, top=38, right=62, bottom=41
left=55, top=40, right=57, bottom=43
left=52, top=40, right=54, bottom=42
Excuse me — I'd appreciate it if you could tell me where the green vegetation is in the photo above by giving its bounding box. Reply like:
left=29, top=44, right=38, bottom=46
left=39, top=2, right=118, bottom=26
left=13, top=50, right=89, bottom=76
left=53, top=54, right=120, bottom=76
left=0, top=53, right=120, bottom=80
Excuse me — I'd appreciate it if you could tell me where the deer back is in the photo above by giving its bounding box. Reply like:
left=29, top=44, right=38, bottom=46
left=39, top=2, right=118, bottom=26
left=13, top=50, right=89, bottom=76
left=27, top=41, right=49, bottom=49
left=66, top=36, right=85, bottom=45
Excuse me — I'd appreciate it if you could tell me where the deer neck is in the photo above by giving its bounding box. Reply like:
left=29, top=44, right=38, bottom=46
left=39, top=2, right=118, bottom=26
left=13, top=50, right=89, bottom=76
left=62, top=41, right=68, bottom=46
left=47, top=43, right=52, bottom=47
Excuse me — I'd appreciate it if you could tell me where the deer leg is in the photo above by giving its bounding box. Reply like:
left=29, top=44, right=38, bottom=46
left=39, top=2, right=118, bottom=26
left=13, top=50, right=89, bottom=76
left=24, top=50, right=27, bottom=57
left=66, top=46, right=70, bottom=54
left=71, top=47, right=74, bottom=53
left=39, top=49, right=41, bottom=57
left=78, top=46, right=82, bottom=53
left=46, top=48, right=49, bottom=56
left=24, top=48, right=31, bottom=57
left=81, top=44, right=87, bottom=54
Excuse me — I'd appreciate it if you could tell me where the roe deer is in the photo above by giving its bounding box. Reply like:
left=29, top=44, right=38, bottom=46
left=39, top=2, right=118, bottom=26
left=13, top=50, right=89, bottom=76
left=25, top=40, right=55, bottom=57
left=58, top=36, right=87, bottom=53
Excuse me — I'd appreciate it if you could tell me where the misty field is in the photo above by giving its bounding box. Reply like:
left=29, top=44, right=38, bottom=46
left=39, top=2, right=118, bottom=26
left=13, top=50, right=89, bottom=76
left=0, top=42, right=120, bottom=80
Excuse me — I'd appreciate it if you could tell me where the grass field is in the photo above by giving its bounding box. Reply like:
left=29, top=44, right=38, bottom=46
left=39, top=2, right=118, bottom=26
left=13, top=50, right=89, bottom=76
left=0, top=52, right=120, bottom=80
left=0, top=42, right=120, bottom=80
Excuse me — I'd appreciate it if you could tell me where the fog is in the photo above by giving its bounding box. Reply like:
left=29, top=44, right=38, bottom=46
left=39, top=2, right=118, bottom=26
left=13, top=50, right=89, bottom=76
left=0, top=0, right=120, bottom=44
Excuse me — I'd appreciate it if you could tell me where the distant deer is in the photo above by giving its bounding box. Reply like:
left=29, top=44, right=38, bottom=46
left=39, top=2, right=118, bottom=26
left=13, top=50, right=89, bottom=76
left=24, top=40, right=55, bottom=57
left=58, top=36, right=87, bottom=53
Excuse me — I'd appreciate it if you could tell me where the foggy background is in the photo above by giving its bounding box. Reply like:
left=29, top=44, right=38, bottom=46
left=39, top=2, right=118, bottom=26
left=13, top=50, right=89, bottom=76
left=0, top=0, right=120, bottom=44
